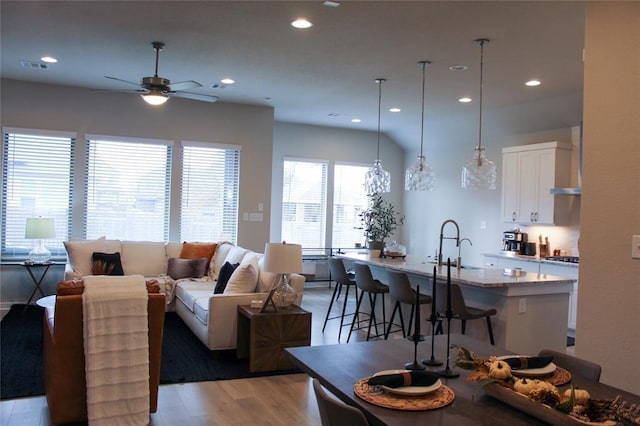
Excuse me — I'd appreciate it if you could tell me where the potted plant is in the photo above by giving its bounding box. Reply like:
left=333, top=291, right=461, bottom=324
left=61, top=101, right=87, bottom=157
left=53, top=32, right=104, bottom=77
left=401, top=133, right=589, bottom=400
left=357, top=193, right=402, bottom=257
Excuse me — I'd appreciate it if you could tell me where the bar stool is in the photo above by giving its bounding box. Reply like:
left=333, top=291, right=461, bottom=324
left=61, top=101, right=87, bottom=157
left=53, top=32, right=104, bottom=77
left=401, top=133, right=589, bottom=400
left=384, top=270, right=432, bottom=339
left=323, top=257, right=359, bottom=342
left=436, top=281, right=497, bottom=345
left=347, top=263, right=389, bottom=342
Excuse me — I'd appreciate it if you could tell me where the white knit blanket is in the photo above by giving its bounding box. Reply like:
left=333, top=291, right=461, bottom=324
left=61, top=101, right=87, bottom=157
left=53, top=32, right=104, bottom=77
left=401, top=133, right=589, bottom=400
left=82, top=275, right=150, bottom=426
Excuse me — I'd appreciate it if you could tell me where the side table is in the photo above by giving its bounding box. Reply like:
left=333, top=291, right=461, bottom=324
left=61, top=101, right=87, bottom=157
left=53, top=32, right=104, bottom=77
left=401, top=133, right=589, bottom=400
left=237, top=305, right=312, bottom=372
left=20, top=261, right=56, bottom=306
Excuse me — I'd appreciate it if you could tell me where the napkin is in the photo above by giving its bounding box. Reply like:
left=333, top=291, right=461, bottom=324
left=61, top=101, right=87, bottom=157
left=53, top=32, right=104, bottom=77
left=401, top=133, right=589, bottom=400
left=501, top=356, right=553, bottom=370
left=367, top=371, right=439, bottom=388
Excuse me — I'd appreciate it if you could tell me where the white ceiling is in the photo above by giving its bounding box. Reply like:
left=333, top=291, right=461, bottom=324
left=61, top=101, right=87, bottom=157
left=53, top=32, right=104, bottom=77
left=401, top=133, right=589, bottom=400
left=0, top=1, right=586, bottom=150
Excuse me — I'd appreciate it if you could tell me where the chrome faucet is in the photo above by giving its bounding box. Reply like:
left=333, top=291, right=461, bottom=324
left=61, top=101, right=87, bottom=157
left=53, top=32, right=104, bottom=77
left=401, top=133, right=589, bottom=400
left=458, top=238, right=473, bottom=269
left=438, top=219, right=460, bottom=266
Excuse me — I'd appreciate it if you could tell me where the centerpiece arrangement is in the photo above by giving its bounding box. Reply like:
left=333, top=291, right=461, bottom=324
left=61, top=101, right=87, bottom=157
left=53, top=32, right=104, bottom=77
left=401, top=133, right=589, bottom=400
left=357, top=193, right=403, bottom=257
left=454, top=346, right=640, bottom=425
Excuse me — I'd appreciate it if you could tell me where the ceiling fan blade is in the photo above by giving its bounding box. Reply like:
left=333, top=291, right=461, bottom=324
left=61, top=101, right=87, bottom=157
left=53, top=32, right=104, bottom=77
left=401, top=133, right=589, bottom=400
left=169, top=80, right=203, bottom=91
left=104, top=76, right=141, bottom=87
left=172, top=91, right=219, bottom=103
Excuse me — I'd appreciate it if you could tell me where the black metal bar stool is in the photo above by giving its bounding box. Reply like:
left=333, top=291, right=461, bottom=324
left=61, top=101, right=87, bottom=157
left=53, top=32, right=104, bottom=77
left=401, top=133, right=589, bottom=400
left=384, top=270, right=432, bottom=339
left=322, top=257, right=359, bottom=342
left=347, top=263, right=389, bottom=342
left=436, top=281, right=497, bottom=345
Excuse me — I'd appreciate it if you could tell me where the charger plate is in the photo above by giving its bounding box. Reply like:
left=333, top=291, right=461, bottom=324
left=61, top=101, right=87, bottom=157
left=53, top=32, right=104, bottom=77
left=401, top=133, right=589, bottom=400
left=354, top=378, right=455, bottom=411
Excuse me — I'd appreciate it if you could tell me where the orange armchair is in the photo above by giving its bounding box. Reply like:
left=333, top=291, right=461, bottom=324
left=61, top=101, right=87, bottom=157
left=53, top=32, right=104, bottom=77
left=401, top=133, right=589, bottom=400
left=43, top=280, right=165, bottom=424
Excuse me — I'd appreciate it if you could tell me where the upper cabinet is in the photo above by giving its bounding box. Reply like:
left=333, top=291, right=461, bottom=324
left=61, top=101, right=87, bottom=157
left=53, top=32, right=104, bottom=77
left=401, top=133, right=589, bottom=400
left=501, top=141, right=572, bottom=225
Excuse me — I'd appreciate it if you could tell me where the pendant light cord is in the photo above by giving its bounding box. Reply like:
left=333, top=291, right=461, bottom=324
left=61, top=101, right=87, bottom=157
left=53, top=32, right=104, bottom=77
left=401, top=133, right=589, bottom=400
left=419, top=62, right=427, bottom=158
left=376, top=79, right=383, bottom=161
left=476, top=38, right=489, bottom=165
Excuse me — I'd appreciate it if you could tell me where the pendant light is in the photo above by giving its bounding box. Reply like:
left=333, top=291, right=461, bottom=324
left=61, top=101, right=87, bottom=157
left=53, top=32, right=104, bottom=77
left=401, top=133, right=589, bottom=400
left=461, top=38, right=497, bottom=190
left=405, top=61, right=435, bottom=191
left=364, top=78, right=391, bottom=194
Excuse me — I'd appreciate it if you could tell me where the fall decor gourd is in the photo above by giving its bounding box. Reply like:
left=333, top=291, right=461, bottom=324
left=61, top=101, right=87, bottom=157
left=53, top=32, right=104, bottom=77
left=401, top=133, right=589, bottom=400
left=565, top=387, right=591, bottom=405
left=514, top=378, right=536, bottom=395
left=488, top=360, right=512, bottom=380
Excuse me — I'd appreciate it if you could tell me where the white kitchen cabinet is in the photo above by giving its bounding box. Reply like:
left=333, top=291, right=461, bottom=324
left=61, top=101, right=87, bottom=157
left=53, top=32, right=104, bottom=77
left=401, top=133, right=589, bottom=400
left=540, top=262, right=579, bottom=333
left=502, top=141, right=572, bottom=225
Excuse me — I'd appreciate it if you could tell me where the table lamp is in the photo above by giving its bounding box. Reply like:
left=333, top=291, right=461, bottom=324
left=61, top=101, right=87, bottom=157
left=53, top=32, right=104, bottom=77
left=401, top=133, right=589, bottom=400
left=262, top=242, right=302, bottom=310
left=25, top=217, right=55, bottom=263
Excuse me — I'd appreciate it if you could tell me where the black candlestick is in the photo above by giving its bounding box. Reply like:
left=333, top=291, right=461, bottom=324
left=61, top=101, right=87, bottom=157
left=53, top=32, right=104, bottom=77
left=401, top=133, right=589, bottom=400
left=405, top=285, right=425, bottom=370
left=437, top=260, right=459, bottom=378
left=422, top=266, right=443, bottom=366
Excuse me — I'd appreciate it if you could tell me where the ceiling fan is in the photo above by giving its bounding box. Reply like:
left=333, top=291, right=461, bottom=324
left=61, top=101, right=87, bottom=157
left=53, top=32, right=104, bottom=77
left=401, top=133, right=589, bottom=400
left=103, top=41, right=218, bottom=105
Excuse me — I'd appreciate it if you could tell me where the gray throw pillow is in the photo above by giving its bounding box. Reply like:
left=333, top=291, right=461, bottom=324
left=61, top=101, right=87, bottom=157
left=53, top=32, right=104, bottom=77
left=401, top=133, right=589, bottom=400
left=167, top=257, right=209, bottom=280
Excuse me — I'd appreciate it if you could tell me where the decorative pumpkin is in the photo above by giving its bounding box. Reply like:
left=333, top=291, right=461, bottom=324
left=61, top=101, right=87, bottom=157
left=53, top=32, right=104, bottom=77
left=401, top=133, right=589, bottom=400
left=488, top=360, right=512, bottom=380
left=565, top=387, right=590, bottom=404
left=513, top=378, right=536, bottom=395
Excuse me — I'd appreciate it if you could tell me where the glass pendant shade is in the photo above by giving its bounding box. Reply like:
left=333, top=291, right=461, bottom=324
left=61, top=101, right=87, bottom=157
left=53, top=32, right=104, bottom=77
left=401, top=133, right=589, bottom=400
left=461, top=147, right=497, bottom=190
left=365, top=159, right=391, bottom=193
left=365, top=78, right=391, bottom=194
left=405, top=155, right=435, bottom=191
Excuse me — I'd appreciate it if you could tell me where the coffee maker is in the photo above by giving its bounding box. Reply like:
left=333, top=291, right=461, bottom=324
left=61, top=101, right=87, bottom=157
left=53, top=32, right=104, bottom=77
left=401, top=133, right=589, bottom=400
left=503, top=230, right=528, bottom=254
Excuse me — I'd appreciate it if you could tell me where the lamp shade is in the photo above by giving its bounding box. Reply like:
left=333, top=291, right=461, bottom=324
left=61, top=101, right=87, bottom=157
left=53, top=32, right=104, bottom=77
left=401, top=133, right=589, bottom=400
left=263, top=242, right=302, bottom=274
left=25, top=218, right=55, bottom=239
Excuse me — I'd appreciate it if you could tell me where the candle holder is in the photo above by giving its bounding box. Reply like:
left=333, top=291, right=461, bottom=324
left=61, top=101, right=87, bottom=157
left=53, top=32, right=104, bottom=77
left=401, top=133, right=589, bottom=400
left=436, top=260, right=459, bottom=378
left=422, top=265, right=443, bottom=366
left=405, top=284, right=425, bottom=370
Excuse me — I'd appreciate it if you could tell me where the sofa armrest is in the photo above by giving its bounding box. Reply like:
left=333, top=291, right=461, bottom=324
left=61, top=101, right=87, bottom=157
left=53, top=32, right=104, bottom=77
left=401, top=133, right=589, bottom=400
left=207, top=293, right=269, bottom=350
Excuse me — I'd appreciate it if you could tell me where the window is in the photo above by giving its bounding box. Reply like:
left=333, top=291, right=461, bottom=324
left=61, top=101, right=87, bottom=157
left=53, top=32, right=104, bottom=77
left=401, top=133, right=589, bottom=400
left=85, top=135, right=172, bottom=241
left=332, top=163, right=369, bottom=248
left=1, top=128, right=74, bottom=258
left=180, top=142, right=240, bottom=242
left=281, top=159, right=327, bottom=248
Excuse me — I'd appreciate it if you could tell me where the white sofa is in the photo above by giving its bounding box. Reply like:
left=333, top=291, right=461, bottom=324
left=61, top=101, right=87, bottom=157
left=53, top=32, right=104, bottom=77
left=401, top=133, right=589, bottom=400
left=62, top=238, right=305, bottom=351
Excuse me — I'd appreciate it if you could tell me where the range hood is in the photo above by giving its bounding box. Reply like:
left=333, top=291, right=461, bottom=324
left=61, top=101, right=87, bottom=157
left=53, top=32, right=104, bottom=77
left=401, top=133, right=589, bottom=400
left=551, top=123, right=582, bottom=196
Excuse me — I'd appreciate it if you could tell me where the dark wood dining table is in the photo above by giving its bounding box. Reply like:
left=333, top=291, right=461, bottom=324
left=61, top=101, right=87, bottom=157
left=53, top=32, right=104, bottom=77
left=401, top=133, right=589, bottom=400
left=286, top=334, right=639, bottom=425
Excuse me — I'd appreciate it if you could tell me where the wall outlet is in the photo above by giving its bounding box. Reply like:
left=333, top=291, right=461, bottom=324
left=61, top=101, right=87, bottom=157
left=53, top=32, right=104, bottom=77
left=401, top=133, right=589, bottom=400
left=518, top=298, right=527, bottom=314
left=480, top=220, right=487, bottom=230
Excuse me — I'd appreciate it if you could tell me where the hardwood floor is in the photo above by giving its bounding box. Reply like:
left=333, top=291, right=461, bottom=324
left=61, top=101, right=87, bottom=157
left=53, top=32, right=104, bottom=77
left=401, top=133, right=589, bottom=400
left=0, top=282, right=378, bottom=426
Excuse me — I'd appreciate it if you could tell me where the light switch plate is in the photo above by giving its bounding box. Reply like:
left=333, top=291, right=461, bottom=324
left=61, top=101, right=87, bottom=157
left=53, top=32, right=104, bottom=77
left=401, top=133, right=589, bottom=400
left=632, top=235, right=640, bottom=259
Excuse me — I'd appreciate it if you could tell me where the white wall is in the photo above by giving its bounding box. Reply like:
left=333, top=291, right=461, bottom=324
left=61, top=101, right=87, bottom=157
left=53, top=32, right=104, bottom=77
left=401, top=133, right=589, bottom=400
left=578, top=2, right=640, bottom=394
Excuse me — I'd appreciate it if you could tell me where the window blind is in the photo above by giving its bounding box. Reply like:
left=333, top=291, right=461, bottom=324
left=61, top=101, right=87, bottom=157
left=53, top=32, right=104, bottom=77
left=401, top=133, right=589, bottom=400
left=180, top=142, right=240, bottom=243
left=1, top=128, right=74, bottom=258
left=332, top=163, right=369, bottom=248
left=85, top=136, right=172, bottom=241
left=282, top=159, right=327, bottom=248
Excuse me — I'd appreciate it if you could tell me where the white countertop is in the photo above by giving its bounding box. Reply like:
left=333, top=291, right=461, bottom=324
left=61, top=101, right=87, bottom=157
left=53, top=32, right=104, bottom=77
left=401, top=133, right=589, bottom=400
left=483, top=252, right=579, bottom=268
left=339, top=253, right=577, bottom=288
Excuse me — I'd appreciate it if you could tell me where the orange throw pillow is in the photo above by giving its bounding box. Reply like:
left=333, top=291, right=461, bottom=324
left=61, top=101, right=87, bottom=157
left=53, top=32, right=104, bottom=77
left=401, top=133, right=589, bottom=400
left=179, top=242, right=218, bottom=262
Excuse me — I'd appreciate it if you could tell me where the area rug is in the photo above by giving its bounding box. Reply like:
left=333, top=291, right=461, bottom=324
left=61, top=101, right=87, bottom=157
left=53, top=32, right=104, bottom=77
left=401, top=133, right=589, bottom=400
left=1, top=304, right=298, bottom=400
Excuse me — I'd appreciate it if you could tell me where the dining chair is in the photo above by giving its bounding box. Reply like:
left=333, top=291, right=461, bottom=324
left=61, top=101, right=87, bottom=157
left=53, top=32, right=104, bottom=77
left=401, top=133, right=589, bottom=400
left=312, top=378, right=368, bottom=426
left=323, top=257, right=359, bottom=342
left=347, top=262, right=389, bottom=342
left=436, top=281, right=497, bottom=345
left=384, top=270, right=432, bottom=339
left=537, top=348, right=602, bottom=382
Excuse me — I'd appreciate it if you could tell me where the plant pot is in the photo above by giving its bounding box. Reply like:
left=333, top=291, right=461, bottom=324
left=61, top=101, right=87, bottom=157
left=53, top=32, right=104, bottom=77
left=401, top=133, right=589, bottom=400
left=367, top=241, right=385, bottom=258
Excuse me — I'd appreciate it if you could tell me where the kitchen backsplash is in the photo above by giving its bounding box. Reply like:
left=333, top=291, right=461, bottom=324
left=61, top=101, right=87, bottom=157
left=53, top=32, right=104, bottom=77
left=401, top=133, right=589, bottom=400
left=520, top=224, right=580, bottom=257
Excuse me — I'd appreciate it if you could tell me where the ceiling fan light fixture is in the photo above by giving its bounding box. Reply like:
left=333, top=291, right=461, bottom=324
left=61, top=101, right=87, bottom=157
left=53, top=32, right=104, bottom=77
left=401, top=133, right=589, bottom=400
left=141, top=90, right=169, bottom=106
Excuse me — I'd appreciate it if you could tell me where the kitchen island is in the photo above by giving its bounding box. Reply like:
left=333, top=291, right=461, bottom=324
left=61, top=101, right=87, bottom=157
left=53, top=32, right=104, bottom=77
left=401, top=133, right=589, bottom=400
left=339, top=253, right=576, bottom=354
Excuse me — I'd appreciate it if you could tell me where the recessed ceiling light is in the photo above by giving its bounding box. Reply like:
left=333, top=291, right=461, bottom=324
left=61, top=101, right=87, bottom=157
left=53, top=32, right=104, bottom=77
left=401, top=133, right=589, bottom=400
left=323, top=1, right=340, bottom=7
left=389, top=107, right=401, bottom=113
left=41, top=56, right=57, bottom=63
left=525, top=79, right=542, bottom=87
left=351, top=118, right=361, bottom=123
left=291, top=18, right=313, bottom=29
left=221, top=78, right=235, bottom=85
left=264, top=97, right=272, bottom=102
left=459, top=97, right=472, bottom=103
left=449, top=64, right=468, bottom=71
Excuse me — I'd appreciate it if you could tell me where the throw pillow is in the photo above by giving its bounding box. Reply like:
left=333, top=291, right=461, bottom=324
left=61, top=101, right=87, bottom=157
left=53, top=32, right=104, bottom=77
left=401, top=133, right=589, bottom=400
left=180, top=242, right=218, bottom=262
left=224, top=256, right=259, bottom=294
left=63, top=236, right=106, bottom=278
left=214, top=261, right=239, bottom=294
left=91, top=252, right=124, bottom=276
left=256, top=256, right=277, bottom=293
left=167, top=257, right=209, bottom=280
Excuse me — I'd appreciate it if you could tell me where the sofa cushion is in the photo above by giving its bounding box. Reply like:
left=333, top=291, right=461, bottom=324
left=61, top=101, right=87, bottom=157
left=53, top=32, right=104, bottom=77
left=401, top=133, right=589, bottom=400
left=104, top=239, right=122, bottom=254
left=167, top=257, right=209, bottom=280
left=175, top=281, right=213, bottom=313
left=224, top=246, right=249, bottom=266
left=193, top=297, right=210, bottom=325
left=224, top=256, right=258, bottom=294
left=120, top=241, right=167, bottom=276
left=214, top=261, right=239, bottom=294
left=63, top=236, right=106, bottom=278
left=210, top=242, right=234, bottom=280
left=257, top=255, right=277, bottom=293
left=91, top=252, right=124, bottom=276
left=165, top=242, right=182, bottom=259
left=180, top=242, right=218, bottom=262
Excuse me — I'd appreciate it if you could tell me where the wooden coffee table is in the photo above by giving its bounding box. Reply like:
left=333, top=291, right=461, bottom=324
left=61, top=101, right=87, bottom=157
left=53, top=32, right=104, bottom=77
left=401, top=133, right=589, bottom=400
left=236, top=305, right=311, bottom=372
